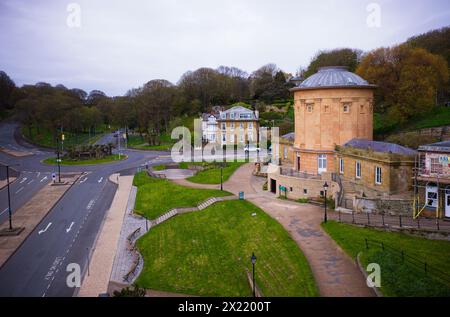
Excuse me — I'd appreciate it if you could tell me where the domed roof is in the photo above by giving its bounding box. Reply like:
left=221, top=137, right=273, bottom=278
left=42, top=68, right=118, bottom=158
left=291, top=66, right=376, bottom=91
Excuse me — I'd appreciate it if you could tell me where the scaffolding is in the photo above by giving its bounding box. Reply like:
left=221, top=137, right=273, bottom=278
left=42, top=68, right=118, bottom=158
left=412, top=151, right=449, bottom=219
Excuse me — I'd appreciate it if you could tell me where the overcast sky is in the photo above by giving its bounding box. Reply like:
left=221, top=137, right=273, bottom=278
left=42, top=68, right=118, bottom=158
left=1, top=0, right=449, bottom=96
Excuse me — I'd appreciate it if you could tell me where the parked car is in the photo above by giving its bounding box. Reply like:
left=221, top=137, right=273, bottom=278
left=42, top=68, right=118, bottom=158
left=244, top=144, right=260, bottom=152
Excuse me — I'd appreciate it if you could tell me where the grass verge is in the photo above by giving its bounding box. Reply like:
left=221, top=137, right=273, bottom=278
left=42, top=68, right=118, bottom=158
left=133, top=172, right=231, bottom=219
left=135, top=199, right=318, bottom=297
left=186, top=162, right=246, bottom=184
left=322, top=221, right=450, bottom=297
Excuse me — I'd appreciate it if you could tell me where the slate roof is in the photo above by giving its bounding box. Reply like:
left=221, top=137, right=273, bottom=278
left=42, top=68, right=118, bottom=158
left=419, top=141, right=450, bottom=153
left=291, top=66, right=376, bottom=91
left=281, top=132, right=295, bottom=141
left=344, top=139, right=417, bottom=156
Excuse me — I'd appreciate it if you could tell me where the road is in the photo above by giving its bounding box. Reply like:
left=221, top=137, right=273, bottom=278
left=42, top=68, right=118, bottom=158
left=0, top=123, right=173, bottom=297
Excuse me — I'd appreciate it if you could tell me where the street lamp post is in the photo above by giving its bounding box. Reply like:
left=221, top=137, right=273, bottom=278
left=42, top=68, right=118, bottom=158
left=323, top=182, right=329, bottom=223
left=3, top=164, right=19, bottom=231
left=251, top=252, right=257, bottom=297
left=56, top=132, right=61, bottom=183
left=220, top=163, right=223, bottom=191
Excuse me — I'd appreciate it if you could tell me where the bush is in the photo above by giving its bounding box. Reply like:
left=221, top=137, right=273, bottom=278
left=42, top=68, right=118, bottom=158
left=262, top=181, right=268, bottom=191
left=298, top=198, right=309, bottom=204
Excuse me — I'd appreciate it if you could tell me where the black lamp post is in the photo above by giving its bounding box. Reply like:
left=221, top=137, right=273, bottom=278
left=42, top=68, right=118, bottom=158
left=4, top=164, right=19, bottom=230
left=220, top=163, right=223, bottom=191
left=323, top=182, right=329, bottom=223
left=251, top=252, right=257, bottom=297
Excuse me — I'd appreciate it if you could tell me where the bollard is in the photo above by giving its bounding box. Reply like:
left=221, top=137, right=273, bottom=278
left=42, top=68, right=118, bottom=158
left=417, top=218, right=420, bottom=229
left=338, top=210, right=341, bottom=222
left=352, top=211, right=355, bottom=224
left=367, top=212, right=370, bottom=225
left=399, top=215, right=402, bottom=228
left=365, top=238, right=369, bottom=250
left=436, top=219, right=440, bottom=231
left=382, top=214, right=385, bottom=227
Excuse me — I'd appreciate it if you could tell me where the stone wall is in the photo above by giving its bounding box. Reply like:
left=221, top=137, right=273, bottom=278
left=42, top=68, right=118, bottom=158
left=267, top=165, right=339, bottom=201
left=353, top=196, right=413, bottom=216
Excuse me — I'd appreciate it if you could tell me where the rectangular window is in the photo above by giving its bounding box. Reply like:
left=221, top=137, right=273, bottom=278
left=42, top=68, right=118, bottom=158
left=355, top=161, right=361, bottom=179
left=230, top=122, right=234, bottom=131
left=221, top=113, right=226, bottom=119
left=284, top=147, right=288, bottom=159
left=303, top=189, right=308, bottom=194
left=375, top=166, right=382, bottom=185
left=248, top=122, right=253, bottom=130
left=307, top=104, right=313, bottom=113
left=339, top=158, right=344, bottom=174
left=426, top=185, right=438, bottom=208
left=324, top=105, right=330, bottom=113
left=221, top=123, right=226, bottom=130
left=343, top=103, right=350, bottom=113
left=360, top=105, right=365, bottom=114
left=222, top=134, right=226, bottom=142
left=230, top=113, right=235, bottom=119
left=430, top=157, right=443, bottom=174
left=318, top=154, right=327, bottom=173
left=240, top=123, right=244, bottom=130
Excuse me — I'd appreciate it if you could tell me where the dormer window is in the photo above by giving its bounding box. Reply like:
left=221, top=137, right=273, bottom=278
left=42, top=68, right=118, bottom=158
left=230, top=113, right=235, bottom=119
left=221, top=113, right=226, bottom=119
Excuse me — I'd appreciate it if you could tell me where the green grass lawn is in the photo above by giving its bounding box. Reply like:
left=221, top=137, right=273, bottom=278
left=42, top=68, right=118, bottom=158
left=186, top=162, right=246, bottom=184
left=133, top=172, right=231, bottom=219
left=322, top=221, right=450, bottom=297
left=22, top=126, right=108, bottom=148
left=128, top=134, right=175, bottom=151
left=135, top=199, right=318, bottom=297
left=43, top=154, right=125, bottom=166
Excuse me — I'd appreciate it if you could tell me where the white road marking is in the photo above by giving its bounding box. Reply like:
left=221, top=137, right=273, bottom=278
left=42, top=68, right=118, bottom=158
left=97, top=177, right=103, bottom=183
left=27, top=180, right=34, bottom=185
left=15, top=187, right=24, bottom=194
left=66, top=222, right=75, bottom=233
left=40, top=176, right=48, bottom=183
left=19, top=177, right=27, bottom=184
left=38, top=222, right=52, bottom=235
left=86, top=199, right=95, bottom=210
left=0, top=208, right=9, bottom=216
left=79, top=177, right=88, bottom=184
left=37, top=172, right=40, bottom=178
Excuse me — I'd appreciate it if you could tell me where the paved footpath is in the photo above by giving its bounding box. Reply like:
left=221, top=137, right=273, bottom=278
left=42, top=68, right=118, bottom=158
left=174, top=163, right=375, bottom=297
left=78, top=174, right=133, bottom=297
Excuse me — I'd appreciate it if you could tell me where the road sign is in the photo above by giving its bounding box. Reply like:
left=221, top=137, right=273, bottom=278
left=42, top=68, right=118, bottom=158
left=51, top=173, right=56, bottom=181
left=239, top=192, right=244, bottom=200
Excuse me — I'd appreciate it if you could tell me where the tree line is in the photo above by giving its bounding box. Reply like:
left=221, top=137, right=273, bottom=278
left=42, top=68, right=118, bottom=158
left=1, top=26, right=449, bottom=144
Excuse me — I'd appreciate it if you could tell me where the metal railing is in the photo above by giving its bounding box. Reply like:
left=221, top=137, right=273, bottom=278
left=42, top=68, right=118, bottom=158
left=279, top=168, right=319, bottom=179
left=364, top=238, right=450, bottom=286
left=333, top=210, right=450, bottom=233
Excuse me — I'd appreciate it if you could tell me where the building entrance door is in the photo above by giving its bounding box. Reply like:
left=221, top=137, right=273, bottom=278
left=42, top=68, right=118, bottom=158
left=270, top=179, right=277, bottom=194
left=445, top=187, right=450, bottom=218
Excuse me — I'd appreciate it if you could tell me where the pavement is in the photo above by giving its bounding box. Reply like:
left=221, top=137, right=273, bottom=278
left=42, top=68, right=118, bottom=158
left=78, top=174, right=134, bottom=297
left=174, top=163, right=375, bottom=297
left=0, top=122, right=173, bottom=297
